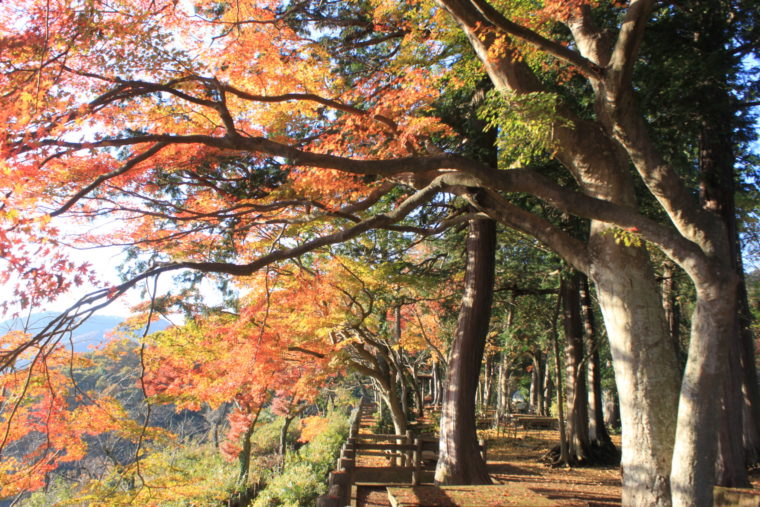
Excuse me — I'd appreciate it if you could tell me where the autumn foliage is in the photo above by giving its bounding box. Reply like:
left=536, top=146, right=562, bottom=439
left=142, top=270, right=337, bottom=461
left=0, top=0, right=603, bottom=498
left=0, top=334, right=168, bottom=497
left=1, top=0, right=754, bottom=503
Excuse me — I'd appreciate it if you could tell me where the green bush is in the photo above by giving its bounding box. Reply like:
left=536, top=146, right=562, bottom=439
left=252, top=410, right=349, bottom=507
left=370, top=404, right=394, bottom=434
left=252, top=462, right=324, bottom=507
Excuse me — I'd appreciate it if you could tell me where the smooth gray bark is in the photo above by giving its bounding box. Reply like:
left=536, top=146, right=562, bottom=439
left=432, top=2, right=682, bottom=501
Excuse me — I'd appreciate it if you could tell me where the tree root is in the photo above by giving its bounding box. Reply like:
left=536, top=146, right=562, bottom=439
left=541, top=441, right=621, bottom=467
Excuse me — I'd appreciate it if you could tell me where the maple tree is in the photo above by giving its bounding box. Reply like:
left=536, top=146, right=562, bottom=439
left=0, top=0, right=757, bottom=504
left=0, top=332, right=169, bottom=498
left=142, top=270, right=335, bottom=484
left=233, top=253, right=451, bottom=436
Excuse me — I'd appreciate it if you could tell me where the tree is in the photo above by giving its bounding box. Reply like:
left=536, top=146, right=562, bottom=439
left=0, top=331, right=166, bottom=498
left=274, top=254, right=449, bottom=436
left=434, top=217, right=496, bottom=484
left=558, top=271, right=591, bottom=465
left=579, top=274, right=617, bottom=460
left=143, top=271, right=335, bottom=485
left=634, top=0, right=760, bottom=483
left=0, top=1, right=756, bottom=504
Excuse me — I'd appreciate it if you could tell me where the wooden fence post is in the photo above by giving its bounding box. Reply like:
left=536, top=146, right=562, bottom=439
left=316, top=494, right=340, bottom=507
left=412, top=438, right=422, bottom=486
left=341, top=447, right=355, bottom=461
left=339, top=457, right=355, bottom=474
left=405, top=430, right=413, bottom=468
left=329, top=470, right=351, bottom=507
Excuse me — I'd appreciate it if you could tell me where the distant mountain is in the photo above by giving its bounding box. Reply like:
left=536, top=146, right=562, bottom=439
left=0, top=312, right=171, bottom=353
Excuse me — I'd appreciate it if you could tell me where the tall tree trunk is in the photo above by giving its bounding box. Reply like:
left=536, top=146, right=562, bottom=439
left=398, top=370, right=409, bottom=422
left=376, top=384, right=387, bottom=420
left=716, top=322, right=747, bottom=487
left=432, top=361, right=442, bottom=406
left=550, top=284, right=569, bottom=465
left=279, top=414, right=295, bottom=457
left=495, top=352, right=507, bottom=426
left=393, top=307, right=411, bottom=422
left=671, top=277, right=738, bottom=506
left=530, top=351, right=544, bottom=415
left=580, top=275, right=616, bottom=458
left=435, top=218, right=496, bottom=485
left=699, top=120, right=750, bottom=486
left=698, top=81, right=757, bottom=484
left=496, top=354, right=513, bottom=420
left=381, top=380, right=408, bottom=435
left=496, top=293, right=516, bottom=423
left=435, top=3, right=682, bottom=501
left=483, top=353, right=494, bottom=409
left=410, top=364, right=425, bottom=418
left=739, top=284, right=760, bottom=467
left=590, top=232, right=680, bottom=505
left=603, top=385, right=620, bottom=430
left=561, top=272, right=591, bottom=464
left=543, top=360, right=553, bottom=417
left=661, top=261, right=683, bottom=366
left=378, top=390, right=407, bottom=435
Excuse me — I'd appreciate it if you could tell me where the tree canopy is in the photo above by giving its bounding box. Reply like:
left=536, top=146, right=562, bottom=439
left=0, top=0, right=758, bottom=505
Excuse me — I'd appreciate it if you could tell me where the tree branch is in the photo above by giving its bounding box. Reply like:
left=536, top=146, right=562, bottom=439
left=31, top=131, right=712, bottom=276
left=462, top=0, right=603, bottom=77
left=3, top=176, right=447, bottom=365
left=286, top=346, right=325, bottom=359
left=565, top=6, right=612, bottom=66
left=50, top=143, right=168, bottom=217
left=475, top=190, right=591, bottom=274
left=608, top=0, right=655, bottom=93
left=220, top=82, right=400, bottom=134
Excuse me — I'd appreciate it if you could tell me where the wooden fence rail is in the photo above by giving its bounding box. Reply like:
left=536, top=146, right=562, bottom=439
left=317, top=402, right=487, bottom=507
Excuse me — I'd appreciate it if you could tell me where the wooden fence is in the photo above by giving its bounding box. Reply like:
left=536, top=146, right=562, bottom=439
left=496, top=413, right=559, bottom=438
left=317, top=401, right=486, bottom=507
left=316, top=400, right=363, bottom=507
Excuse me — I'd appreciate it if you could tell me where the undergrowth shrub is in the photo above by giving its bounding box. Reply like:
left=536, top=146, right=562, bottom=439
left=253, top=410, right=349, bottom=507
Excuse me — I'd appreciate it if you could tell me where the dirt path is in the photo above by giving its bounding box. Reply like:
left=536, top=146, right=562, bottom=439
left=485, top=427, right=621, bottom=506
left=353, top=404, right=411, bottom=507
left=353, top=407, right=623, bottom=506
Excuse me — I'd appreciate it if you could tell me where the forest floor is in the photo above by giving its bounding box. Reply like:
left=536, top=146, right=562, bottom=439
left=354, top=409, right=624, bottom=506
left=483, top=427, right=622, bottom=506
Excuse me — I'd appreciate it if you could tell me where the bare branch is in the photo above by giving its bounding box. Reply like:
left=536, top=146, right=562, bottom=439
left=462, top=0, right=603, bottom=78
left=608, top=0, right=655, bottom=92
left=475, top=190, right=591, bottom=274
left=340, top=30, right=407, bottom=50
left=286, top=346, right=326, bottom=359
left=220, top=83, right=399, bottom=134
